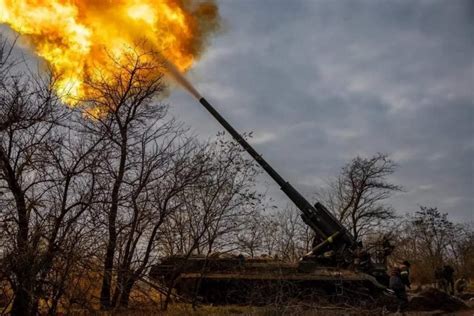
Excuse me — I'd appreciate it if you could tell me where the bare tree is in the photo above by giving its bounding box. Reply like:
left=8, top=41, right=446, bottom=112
left=0, top=37, right=102, bottom=314
left=75, top=46, right=171, bottom=309
left=273, top=207, right=314, bottom=262
left=236, top=212, right=269, bottom=258
left=0, top=71, right=55, bottom=315
left=392, top=206, right=473, bottom=284
left=320, top=153, right=401, bottom=241
left=157, top=134, right=263, bottom=309
left=160, top=134, right=262, bottom=257
left=237, top=206, right=314, bottom=262
left=110, top=138, right=211, bottom=308
left=34, top=121, right=104, bottom=315
left=450, top=224, right=474, bottom=277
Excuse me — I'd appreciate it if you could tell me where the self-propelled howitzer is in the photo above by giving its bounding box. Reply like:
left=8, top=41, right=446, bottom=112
left=149, top=97, right=390, bottom=304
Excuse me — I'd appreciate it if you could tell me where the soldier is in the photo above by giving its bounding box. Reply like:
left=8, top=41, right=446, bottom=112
left=434, top=266, right=444, bottom=289
left=454, top=276, right=468, bottom=295
left=442, top=265, right=455, bottom=294
left=390, top=266, right=408, bottom=313
left=400, top=260, right=411, bottom=289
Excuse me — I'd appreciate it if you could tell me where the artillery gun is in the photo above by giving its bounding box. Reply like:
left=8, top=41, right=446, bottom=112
left=150, top=97, right=392, bottom=303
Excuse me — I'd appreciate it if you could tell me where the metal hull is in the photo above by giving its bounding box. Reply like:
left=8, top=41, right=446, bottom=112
left=150, top=256, right=386, bottom=304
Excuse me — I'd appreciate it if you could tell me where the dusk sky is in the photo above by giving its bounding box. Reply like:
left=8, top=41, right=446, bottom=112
left=167, top=0, right=473, bottom=222
left=1, top=0, right=473, bottom=222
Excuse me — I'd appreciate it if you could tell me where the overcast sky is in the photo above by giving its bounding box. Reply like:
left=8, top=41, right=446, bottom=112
left=167, top=0, right=473, bottom=223
left=1, top=1, right=472, bottom=223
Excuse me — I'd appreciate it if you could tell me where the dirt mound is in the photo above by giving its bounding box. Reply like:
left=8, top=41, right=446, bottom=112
left=458, top=292, right=474, bottom=301
left=409, top=288, right=469, bottom=312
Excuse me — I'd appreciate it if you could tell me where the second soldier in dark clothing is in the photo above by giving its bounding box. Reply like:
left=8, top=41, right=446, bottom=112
left=390, top=267, right=408, bottom=312
left=434, top=267, right=443, bottom=289
left=442, top=265, right=455, bottom=294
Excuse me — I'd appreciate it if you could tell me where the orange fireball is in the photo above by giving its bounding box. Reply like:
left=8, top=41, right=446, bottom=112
left=0, top=0, right=219, bottom=104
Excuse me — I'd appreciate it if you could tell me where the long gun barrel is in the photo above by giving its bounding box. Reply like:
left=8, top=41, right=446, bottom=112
left=199, top=97, right=356, bottom=254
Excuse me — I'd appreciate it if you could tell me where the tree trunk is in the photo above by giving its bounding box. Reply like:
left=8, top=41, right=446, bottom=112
left=11, top=282, right=33, bottom=316
left=100, top=141, right=127, bottom=309
left=100, top=237, right=116, bottom=309
left=1, top=150, right=36, bottom=316
left=119, top=279, right=135, bottom=307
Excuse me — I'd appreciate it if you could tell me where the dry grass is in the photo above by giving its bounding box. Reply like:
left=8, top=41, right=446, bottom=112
left=83, top=303, right=385, bottom=316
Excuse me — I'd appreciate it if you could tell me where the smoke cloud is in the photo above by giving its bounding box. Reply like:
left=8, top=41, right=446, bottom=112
left=162, top=57, right=202, bottom=100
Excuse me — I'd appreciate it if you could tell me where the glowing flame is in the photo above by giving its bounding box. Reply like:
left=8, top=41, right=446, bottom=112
left=0, top=0, right=219, bottom=104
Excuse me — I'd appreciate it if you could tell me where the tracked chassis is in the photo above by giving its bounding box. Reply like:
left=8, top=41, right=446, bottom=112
left=150, top=255, right=387, bottom=304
